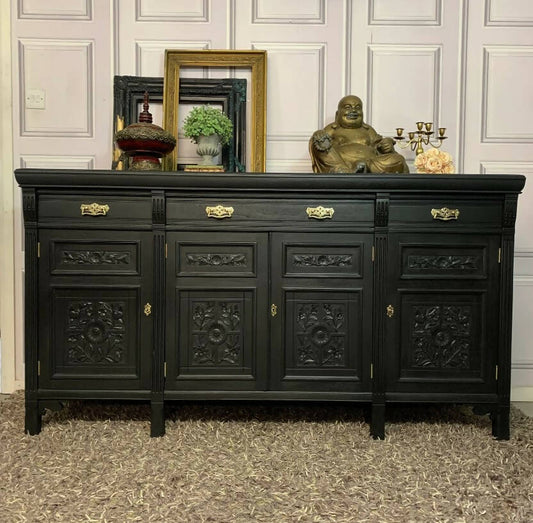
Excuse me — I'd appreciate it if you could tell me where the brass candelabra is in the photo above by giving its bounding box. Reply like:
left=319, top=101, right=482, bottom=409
left=393, top=121, right=447, bottom=155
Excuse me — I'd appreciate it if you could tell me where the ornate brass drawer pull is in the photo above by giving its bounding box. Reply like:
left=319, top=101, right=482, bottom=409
left=431, top=207, right=460, bottom=221
left=306, top=206, right=335, bottom=220
left=386, top=304, right=395, bottom=318
left=206, top=205, right=234, bottom=219
left=80, top=203, right=110, bottom=216
left=271, top=304, right=278, bottom=317
left=144, top=303, right=152, bottom=316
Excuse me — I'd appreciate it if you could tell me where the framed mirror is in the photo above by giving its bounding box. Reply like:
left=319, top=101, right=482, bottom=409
left=113, top=75, right=247, bottom=172
left=163, top=50, right=266, bottom=172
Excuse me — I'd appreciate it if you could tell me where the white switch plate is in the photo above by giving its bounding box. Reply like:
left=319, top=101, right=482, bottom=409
left=25, top=89, right=45, bottom=109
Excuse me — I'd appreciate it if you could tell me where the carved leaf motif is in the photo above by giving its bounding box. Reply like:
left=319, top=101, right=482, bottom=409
left=297, top=305, right=319, bottom=330
left=186, top=253, right=247, bottom=267
left=408, top=255, right=479, bottom=271
left=190, top=301, right=242, bottom=366
left=192, top=303, right=215, bottom=330
left=62, top=250, right=131, bottom=265
left=66, top=301, right=125, bottom=365
left=411, top=305, right=471, bottom=369
left=295, top=303, right=346, bottom=367
left=293, top=254, right=352, bottom=267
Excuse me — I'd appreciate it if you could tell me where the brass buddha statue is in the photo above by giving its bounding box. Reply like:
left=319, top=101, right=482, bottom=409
left=309, top=95, right=409, bottom=174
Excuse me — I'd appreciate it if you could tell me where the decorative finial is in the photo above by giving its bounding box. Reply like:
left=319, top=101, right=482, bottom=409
left=138, top=91, right=153, bottom=123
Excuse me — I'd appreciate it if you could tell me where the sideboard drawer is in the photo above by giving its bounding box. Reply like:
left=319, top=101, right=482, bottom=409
left=167, top=198, right=374, bottom=227
left=38, top=194, right=152, bottom=226
left=389, top=199, right=502, bottom=228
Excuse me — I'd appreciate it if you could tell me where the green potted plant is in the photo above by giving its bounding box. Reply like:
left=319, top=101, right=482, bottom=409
left=183, top=105, right=233, bottom=166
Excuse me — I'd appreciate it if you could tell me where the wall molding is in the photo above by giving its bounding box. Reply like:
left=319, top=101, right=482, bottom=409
left=20, top=155, right=95, bottom=170
left=511, top=387, right=533, bottom=401
left=18, top=0, right=92, bottom=20
left=252, top=0, right=326, bottom=25
left=134, top=40, right=210, bottom=76
left=18, top=39, right=93, bottom=137
left=514, top=275, right=533, bottom=285
left=480, top=161, right=533, bottom=174
left=228, top=0, right=236, bottom=49
left=482, top=46, right=533, bottom=143
left=253, top=42, right=325, bottom=136
left=369, top=0, right=442, bottom=26
left=513, top=360, right=533, bottom=370
left=485, top=0, right=533, bottom=27
left=456, top=0, right=469, bottom=173
left=344, top=0, right=352, bottom=95
left=366, top=44, right=442, bottom=128
left=266, top=159, right=312, bottom=173
left=135, top=0, right=209, bottom=23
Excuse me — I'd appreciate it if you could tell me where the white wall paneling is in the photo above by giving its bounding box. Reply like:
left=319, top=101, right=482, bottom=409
left=351, top=0, right=463, bottom=167
left=485, top=0, right=533, bottom=27
left=116, top=0, right=229, bottom=75
left=136, top=0, right=209, bottom=22
left=464, top=2, right=533, bottom=396
left=369, top=0, right=442, bottom=26
left=19, top=39, right=93, bottom=136
left=235, top=0, right=346, bottom=171
left=258, top=43, right=325, bottom=141
left=135, top=41, right=209, bottom=77
left=20, top=155, right=95, bottom=170
left=1, top=0, right=16, bottom=392
left=512, top=280, right=533, bottom=389
left=367, top=44, right=442, bottom=134
left=480, top=164, right=533, bottom=252
left=18, top=0, right=92, bottom=20
left=482, top=46, right=533, bottom=142
left=463, top=3, right=533, bottom=171
left=515, top=253, right=533, bottom=279
left=252, top=0, right=325, bottom=24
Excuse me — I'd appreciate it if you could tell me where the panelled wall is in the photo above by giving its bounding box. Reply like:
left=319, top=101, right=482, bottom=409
left=3, top=0, right=533, bottom=396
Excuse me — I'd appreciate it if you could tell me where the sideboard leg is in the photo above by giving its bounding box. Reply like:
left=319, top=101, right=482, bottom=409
left=370, top=403, right=386, bottom=440
left=25, top=400, right=42, bottom=435
left=492, top=405, right=510, bottom=440
left=150, top=400, right=165, bottom=437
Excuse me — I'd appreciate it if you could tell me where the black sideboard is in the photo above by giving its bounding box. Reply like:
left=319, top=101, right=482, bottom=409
left=15, top=169, right=525, bottom=439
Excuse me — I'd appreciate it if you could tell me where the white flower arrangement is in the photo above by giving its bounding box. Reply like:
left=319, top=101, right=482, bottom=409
left=414, top=148, right=455, bottom=174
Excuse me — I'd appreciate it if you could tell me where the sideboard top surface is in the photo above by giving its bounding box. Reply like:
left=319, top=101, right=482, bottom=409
left=14, top=169, right=526, bottom=195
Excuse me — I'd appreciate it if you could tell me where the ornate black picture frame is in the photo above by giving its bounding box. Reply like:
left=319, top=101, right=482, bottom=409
left=113, top=75, right=247, bottom=172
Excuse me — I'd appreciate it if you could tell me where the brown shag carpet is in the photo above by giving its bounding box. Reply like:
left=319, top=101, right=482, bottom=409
left=1, top=392, right=532, bottom=522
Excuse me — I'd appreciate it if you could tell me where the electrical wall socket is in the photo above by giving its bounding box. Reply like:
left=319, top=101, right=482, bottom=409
left=25, top=89, right=45, bottom=109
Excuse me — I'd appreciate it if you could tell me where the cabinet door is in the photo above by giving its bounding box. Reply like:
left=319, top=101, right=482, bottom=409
left=165, top=232, right=268, bottom=391
left=270, top=233, right=373, bottom=393
left=38, top=230, right=153, bottom=391
left=384, top=233, right=500, bottom=395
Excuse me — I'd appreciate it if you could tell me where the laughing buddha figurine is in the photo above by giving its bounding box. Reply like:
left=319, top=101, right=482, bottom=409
left=309, top=95, right=409, bottom=174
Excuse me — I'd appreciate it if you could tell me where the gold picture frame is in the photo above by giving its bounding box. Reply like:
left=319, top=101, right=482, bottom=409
left=163, top=49, right=267, bottom=172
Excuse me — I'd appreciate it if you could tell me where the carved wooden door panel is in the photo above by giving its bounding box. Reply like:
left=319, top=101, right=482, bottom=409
left=384, top=233, right=501, bottom=395
left=270, top=233, right=373, bottom=393
left=38, top=230, right=153, bottom=391
left=165, top=232, right=268, bottom=391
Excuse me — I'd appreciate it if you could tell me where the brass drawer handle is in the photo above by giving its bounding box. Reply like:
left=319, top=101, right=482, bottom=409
left=306, top=206, right=335, bottom=220
left=206, top=205, right=234, bottom=219
left=386, top=304, right=395, bottom=318
left=144, top=303, right=152, bottom=316
left=80, top=203, right=110, bottom=216
left=431, top=207, right=459, bottom=221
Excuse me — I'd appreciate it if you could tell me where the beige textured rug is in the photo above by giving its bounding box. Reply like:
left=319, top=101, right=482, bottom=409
left=1, top=391, right=532, bottom=522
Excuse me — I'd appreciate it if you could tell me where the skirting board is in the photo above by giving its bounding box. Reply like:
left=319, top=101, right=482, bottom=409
left=511, top=387, right=533, bottom=402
